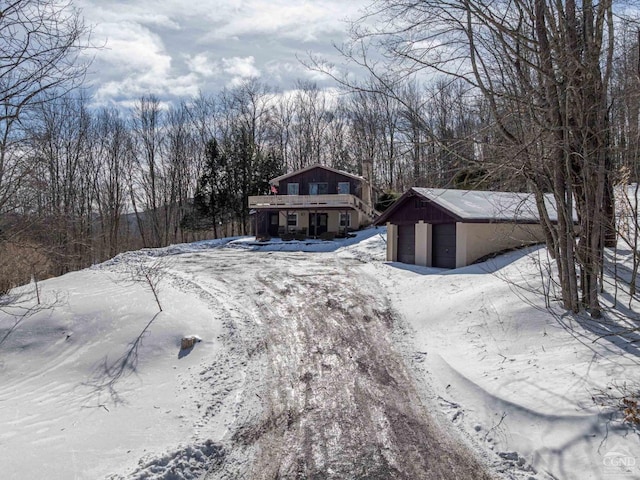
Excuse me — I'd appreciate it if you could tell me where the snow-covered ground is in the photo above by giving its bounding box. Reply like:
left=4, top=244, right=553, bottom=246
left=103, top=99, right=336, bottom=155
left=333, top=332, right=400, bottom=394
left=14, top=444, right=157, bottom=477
left=1, top=229, right=638, bottom=479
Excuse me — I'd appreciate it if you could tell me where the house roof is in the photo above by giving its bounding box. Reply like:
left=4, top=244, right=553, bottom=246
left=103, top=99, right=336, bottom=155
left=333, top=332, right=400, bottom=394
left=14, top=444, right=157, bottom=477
left=269, top=164, right=367, bottom=185
left=375, top=187, right=565, bottom=225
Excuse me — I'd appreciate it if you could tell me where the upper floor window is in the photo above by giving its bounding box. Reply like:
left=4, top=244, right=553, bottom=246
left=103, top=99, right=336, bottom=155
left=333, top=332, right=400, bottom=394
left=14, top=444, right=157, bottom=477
left=337, top=182, right=350, bottom=194
left=309, top=182, right=328, bottom=195
left=287, top=183, right=299, bottom=195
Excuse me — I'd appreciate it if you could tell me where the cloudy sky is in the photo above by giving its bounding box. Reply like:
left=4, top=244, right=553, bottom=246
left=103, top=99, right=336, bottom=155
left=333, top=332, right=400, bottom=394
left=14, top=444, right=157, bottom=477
left=76, top=0, right=370, bottom=107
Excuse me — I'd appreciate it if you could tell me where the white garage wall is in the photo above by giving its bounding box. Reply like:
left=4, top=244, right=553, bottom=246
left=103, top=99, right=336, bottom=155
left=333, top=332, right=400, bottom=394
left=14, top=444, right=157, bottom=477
left=456, top=222, right=546, bottom=267
left=415, top=221, right=432, bottom=267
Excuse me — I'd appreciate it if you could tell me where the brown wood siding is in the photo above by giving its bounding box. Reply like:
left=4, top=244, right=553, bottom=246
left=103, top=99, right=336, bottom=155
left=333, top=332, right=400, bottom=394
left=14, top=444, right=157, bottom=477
left=280, top=167, right=363, bottom=199
left=386, top=193, right=458, bottom=225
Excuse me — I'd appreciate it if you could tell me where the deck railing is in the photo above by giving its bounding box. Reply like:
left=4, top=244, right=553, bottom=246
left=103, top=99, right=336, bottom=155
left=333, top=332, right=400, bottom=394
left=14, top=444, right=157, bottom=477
left=249, top=194, right=357, bottom=209
left=248, top=194, right=379, bottom=221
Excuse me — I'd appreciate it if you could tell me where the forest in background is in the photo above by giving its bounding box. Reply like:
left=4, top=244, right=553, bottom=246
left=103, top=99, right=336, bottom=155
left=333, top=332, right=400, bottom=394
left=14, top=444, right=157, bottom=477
left=0, top=75, right=511, bottom=290
left=3, top=0, right=640, bottom=318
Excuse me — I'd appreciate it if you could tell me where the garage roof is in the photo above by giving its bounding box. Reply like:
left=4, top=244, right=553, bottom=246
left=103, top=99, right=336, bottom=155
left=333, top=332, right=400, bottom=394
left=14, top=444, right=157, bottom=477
left=375, top=187, right=566, bottom=225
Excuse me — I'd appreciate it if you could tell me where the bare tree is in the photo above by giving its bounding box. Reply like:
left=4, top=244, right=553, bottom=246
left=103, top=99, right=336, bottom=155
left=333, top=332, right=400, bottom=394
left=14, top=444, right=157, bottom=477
left=0, top=0, right=90, bottom=296
left=324, top=103, right=353, bottom=173
left=92, top=107, right=133, bottom=259
left=290, top=81, right=332, bottom=168
left=131, top=94, right=164, bottom=247
left=267, top=92, right=294, bottom=171
left=0, top=0, right=90, bottom=215
left=397, top=80, right=430, bottom=187
left=165, top=100, right=198, bottom=244
left=115, top=254, right=169, bottom=313
left=0, top=283, right=63, bottom=347
left=28, top=93, right=94, bottom=274
left=188, top=92, right=217, bottom=177
left=348, top=83, right=392, bottom=187
left=336, top=0, right=617, bottom=316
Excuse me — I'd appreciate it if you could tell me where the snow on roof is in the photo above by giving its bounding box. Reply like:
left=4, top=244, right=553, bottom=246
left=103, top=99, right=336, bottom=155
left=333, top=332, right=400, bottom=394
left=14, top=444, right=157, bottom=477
left=409, top=187, right=562, bottom=223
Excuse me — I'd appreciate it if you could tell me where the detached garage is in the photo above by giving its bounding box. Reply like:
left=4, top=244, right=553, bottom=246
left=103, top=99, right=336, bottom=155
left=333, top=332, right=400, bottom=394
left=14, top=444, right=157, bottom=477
left=376, top=188, right=552, bottom=269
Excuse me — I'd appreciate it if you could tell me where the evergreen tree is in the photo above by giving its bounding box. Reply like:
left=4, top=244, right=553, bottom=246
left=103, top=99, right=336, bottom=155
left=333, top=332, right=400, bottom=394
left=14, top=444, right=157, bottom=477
left=183, top=139, right=228, bottom=237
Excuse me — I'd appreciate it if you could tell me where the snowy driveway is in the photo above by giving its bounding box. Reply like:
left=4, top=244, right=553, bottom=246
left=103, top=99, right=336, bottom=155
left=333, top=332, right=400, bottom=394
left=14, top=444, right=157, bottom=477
left=166, top=248, right=491, bottom=479
left=3, top=233, right=637, bottom=479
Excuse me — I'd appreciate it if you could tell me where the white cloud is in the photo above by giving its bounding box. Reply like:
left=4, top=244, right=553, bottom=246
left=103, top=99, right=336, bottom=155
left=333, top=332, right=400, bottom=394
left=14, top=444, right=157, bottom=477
left=93, top=21, right=171, bottom=75
left=186, top=53, right=216, bottom=78
left=203, top=0, right=365, bottom=43
left=222, top=56, right=261, bottom=80
left=184, top=55, right=262, bottom=90
left=78, top=0, right=188, bottom=29
left=77, top=0, right=369, bottom=105
left=91, top=72, right=202, bottom=107
left=264, top=60, right=297, bottom=83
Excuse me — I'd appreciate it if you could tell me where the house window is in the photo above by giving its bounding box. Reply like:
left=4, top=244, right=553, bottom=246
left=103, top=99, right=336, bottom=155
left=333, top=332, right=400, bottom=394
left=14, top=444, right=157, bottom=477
left=287, top=183, right=299, bottom=195
left=339, top=213, right=351, bottom=227
left=415, top=199, right=429, bottom=208
left=338, top=182, right=350, bottom=194
left=287, top=213, right=298, bottom=227
left=309, top=182, right=328, bottom=195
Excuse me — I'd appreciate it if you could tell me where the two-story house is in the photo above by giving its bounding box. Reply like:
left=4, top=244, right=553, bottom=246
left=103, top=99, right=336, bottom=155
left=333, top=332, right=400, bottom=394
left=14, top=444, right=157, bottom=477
left=248, top=164, right=378, bottom=239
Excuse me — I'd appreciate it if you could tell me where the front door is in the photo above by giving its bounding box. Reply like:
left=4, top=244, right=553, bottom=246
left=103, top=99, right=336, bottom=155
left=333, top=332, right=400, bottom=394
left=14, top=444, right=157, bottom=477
left=268, top=212, right=280, bottom=237
left=309, top=213, right=328, bottom=237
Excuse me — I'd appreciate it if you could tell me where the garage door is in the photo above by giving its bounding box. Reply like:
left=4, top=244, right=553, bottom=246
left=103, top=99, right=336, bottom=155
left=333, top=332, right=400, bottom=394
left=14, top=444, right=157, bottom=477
left=432, top=223, right=456, bottom=268
left=397, top=224, right=416, bottom=264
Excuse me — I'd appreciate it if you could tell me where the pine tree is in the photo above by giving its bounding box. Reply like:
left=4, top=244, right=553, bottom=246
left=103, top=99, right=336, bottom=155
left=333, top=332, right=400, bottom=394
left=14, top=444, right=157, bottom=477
left=183, top=139, right=228, bottom=238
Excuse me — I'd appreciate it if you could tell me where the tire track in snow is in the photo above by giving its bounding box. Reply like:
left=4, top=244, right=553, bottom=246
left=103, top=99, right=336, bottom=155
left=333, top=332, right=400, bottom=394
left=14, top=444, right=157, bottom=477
left=161, top=252, right=271, bottom=479
left=220, top=253, right=493, bottom=480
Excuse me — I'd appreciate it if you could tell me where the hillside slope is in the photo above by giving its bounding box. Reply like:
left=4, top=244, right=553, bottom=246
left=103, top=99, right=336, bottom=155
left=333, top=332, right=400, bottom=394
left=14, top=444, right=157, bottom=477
left=1, top=230, right=638, bottom=479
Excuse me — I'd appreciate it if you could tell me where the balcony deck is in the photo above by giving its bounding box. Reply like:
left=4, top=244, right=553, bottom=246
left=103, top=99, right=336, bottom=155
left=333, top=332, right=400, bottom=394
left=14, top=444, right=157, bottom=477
left=248, top=194, right=361, bottom=210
